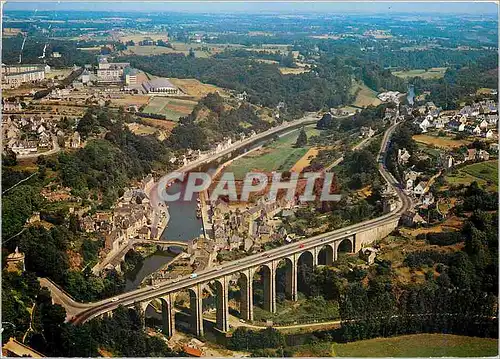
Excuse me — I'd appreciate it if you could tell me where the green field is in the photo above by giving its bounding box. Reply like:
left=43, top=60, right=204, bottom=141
left=329, top=334, right=498, bottom=357
left=393, top=67, right=447, bottom=79
left=252, top=296, right=339, bottom=325
left=142, top=97, right=197, bottom=121
left=462, top=160, right=498, bottom=184
left=445, top=160, right=498, bottom=191
left=224, top=126, right=321, bottom=179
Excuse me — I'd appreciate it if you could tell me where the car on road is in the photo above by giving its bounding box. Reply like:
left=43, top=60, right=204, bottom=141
left=190, top=273, right=198, bottom=278
left=262, top=253, right=270, bottom=258
left=111, top=297, right=119, bottom=302
left=153, top=285, right=160, bottom=289
left=239, top=319, right=246, bottom=323
left=299, top=243, right=305, bottom=248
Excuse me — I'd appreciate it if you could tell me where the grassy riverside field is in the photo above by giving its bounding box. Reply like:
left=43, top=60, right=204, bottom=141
left=445, top=160, right=498, bottom=191
left=223, top=126, right=321, bottom=180
left=291, top=334, right=498, bottom=357
left=393, top=67, right=447, bottom=79
left=332, top=334, right=498, bottom=357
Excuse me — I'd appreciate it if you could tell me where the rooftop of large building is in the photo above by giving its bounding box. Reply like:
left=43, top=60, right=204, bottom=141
left=142, top=77, right=176, bottom=91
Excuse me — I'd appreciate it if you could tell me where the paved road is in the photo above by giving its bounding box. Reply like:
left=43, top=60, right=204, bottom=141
left=66, top=120, right=411, bottom=325
left=38, top=278, right=93, bottom=321
left=168, top=112, right=320, bottom=176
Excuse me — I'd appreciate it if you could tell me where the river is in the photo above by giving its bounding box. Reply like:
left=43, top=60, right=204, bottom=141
left=158, top=125, right=304, bottom=243
left=160, top=181, right=204, bottom=242
left=407, top=84, right=415, bottom=105
left=124, top=250, right=178, bottom=291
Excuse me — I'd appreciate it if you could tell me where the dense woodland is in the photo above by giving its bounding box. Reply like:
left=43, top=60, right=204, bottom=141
left=2, top=271, right=177, bottom=356
left=119, top=53, right=355, bottom=114
left=2, top=35, right=102, bottom=67
left=168, top=93, right=273, bottom=150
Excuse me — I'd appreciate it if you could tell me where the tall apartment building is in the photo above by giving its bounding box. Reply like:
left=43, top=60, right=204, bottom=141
left=96, top=56, right=130, bottom=83
left=1, top=64, right=47, bottom=88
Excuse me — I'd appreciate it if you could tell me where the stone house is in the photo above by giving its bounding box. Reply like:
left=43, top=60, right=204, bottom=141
left=397, top=148, right=411, bottom=165
left=400, top=210, right=427, bottom=227
left=413, top=181, right=428, bottom=196
left=360, top=126, right=375, bottom=138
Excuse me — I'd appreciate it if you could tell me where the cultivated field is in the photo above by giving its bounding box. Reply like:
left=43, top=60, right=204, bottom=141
left=331, top=334, right=498, bottom=357
left=279, top=67, right=310, bottom=75
left=168, top=78, right=228, bottom=99
left=462, top=160, right=498, bottom=183
left=125, top=41, right=242, bottom=57
left=476, top=87, right=497, bottom=95
left=118, top=33, right=169, bottom=43
left=142, top=97, right=197, bottom=121
left=109, top=94, right=151, bottom=107
left=290, top=147, right=320, bottom=172
left=393, top=67, right=447, bottom=80
left=126, top=122, right=158, bottom=136
left=350, top=81, right=382, bottom=108
left=224, top=126, right=321, bottom=179
left=413, top=134, right=471, bottom=149
left=139, top=118, right=177, bottom=132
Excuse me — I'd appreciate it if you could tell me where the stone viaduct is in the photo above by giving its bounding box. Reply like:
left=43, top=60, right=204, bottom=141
left=120, top=216, right=399, bottom=338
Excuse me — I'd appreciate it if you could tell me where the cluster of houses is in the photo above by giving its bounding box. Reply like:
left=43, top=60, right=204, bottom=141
left=397, top=98, right=497, bottom=228
left=2, top=115, right=56, bottom=156
left=415, top=100, right=498, bottom=139
left=360, top=126, right=376, bottom=138
left=400, top=144, right=491, bottom=197
left=79, top=176, right=167, bottom=265
left=377, top=91, right=403, bottom=104
left=169, top=133, right=259, bottom=168
left=209, top=196, right=295, bottom=253
left=2, top=113, right=85, bottom=156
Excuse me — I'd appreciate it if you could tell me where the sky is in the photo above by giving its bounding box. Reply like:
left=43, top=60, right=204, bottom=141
left=3, top=1, right=499, bottom=15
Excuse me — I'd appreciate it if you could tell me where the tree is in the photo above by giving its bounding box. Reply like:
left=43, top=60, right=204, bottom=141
left=295, top=127, right=308, bottom=147
left=280, top=51, right=295, bottom=68
left=3, top=148, right=18, bottom=166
